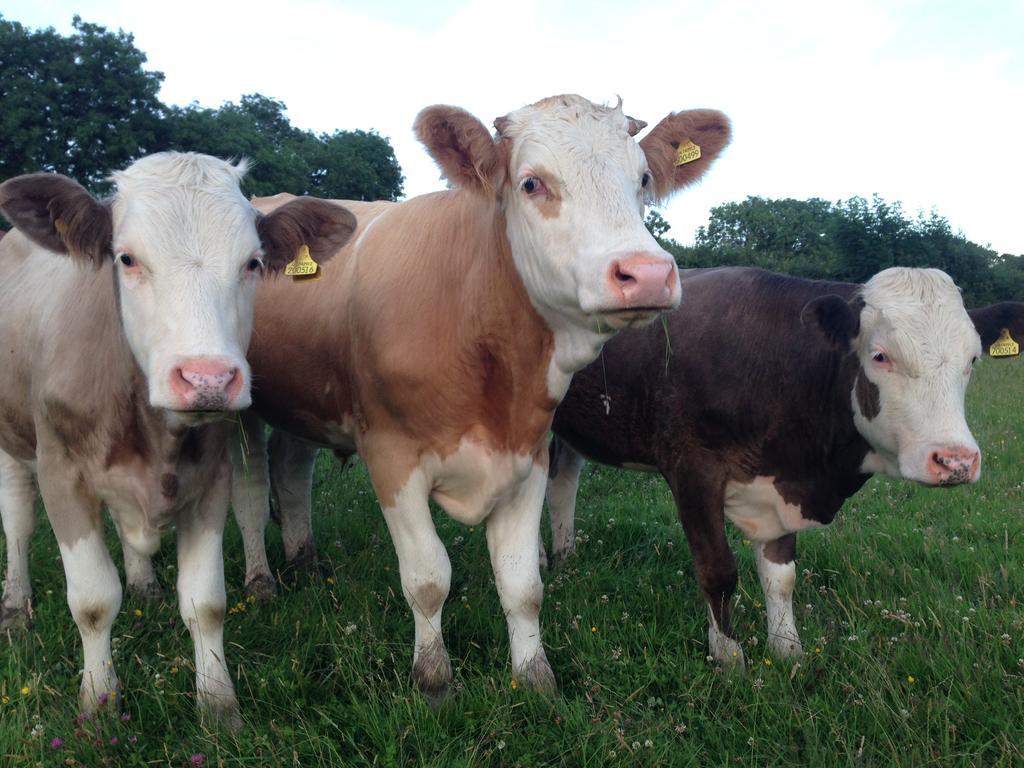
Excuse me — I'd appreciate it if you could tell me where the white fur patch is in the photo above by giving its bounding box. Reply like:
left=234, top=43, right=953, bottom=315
left=412, top=438, right=536, bottom=526
left=723, top=476, right=823, bottom=542
left=753, top=543, right=803, bottom=658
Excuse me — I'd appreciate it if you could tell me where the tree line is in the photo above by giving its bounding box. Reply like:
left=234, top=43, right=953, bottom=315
left=0, top=15, right=403, bottom=201
left=3, top=15, right=1019, bottom=305
left=648, top=196, right=1023, bottom=307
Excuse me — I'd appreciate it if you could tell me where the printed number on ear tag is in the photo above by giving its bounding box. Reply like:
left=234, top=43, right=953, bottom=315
left=989, top=328, right=1020, bottom=357
left=285, top=244, right=321, bottom=282
left=674, top=141, right=701, bottom=166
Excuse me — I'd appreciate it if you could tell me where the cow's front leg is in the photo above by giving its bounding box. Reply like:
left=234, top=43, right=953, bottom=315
left=1, top=451, right=37, bottom=630
left=177, top=463, right=240, bottom=729
left=754, top=534, right=803, bottom=658
left=267, top=430, right=319, bottom=568
left=37, top=461, right=121, bottom=711
left=380, top=472, right=453, bottom=703
left=668, top=471, right=745, bottom=668
left=229, top=411, right=275, bottom=599
left=488, top=462, right=555, bottom=693
left=545, top=436, right=585, bottom=569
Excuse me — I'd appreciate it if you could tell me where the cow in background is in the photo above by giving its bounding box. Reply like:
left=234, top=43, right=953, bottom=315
left=217, top=95, right=731, bottom=699
left=969, top=301, right=1024, bottom=354
left=0, top=153, right=355, bottom=725
left=546, top=266, right=983, bottom=665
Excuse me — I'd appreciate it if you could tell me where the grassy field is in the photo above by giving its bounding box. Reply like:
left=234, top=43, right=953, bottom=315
left=1, top=356, right=1022, bottom=767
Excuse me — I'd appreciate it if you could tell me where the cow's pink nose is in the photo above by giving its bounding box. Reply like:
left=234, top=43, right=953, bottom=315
left=170, top=359, right=242, bottom=410
left=928, top=448, right=981, bottom=486
left=608, top=254, right=678, bottom=308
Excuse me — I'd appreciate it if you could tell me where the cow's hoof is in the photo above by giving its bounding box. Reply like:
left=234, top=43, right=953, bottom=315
left=413, top=640, right=452, bottom=706
left=768, top=635, right=804, bottom=659
left=0, top=604, right=32, bottom=632
left=518, top=652, right=557, bottom=695
left=243, top=573, right=277, bottom=601
left=126, top=580, right=163, bottom=602
left=549, top=547, right=575, bottom=570
left=710, top=640, right=746, bottom=671
left=200, top=697, right=243, bottom=732
left=286, top=540, right=318, bottom=570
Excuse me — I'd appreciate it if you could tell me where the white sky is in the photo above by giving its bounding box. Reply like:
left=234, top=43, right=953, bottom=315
left=6, top=0, right=1024, bottom=254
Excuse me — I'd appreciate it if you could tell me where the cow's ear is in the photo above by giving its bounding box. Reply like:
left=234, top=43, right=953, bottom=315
left=256, top=197, right=357, bottom=273
left=802, top=294, right=862, bottom=351
left=414, top=105, right=506, bottom=194
left=969, top=302, right=1024, bottom=351
left=639, top=109, right=731, bottom=203
left=0, top=173, right=112, bottom=265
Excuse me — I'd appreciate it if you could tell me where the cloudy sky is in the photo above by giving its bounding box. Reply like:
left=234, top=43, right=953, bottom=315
left=6, top=0, right=1024, bottom=254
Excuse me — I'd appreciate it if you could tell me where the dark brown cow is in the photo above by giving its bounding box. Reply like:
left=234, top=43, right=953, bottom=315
left=547, top=266, right=984, bottom=665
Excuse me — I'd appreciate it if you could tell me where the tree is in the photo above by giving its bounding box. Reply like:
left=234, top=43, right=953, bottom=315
left=158, top=95, right=404, bottom=200
left=0, top=14, right=164, bottom=191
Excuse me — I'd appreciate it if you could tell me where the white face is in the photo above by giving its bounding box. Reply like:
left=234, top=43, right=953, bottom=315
left=498, top=96, right=680, bottom=333
left=109, top=154, right=262, bottom=416
left=852, top=268, right=982, bottom=485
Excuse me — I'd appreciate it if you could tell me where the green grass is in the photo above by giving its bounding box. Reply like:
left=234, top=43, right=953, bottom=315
left=2, top=356, right=1023, bottom=767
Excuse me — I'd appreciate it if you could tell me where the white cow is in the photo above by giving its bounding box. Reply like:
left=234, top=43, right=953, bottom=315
left=0, top=153, right=355, bottom=725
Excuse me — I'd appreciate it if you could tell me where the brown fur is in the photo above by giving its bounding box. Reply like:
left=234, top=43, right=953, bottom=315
left=854, top=367, right=881, bottom=419
left=639, top=109, right=732, bottom=203
left=968, top=302, right=1024, bottom=352
left=0, top=174, right=112, bottom=265
left=248, top=191, right=556, bottom=507
left=256, top=197, right=356, bottom=271
left=414, top=106, right=507, bottom=193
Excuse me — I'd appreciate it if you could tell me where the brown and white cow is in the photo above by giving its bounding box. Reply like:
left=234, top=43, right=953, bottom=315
left=546, top=266, right=984, bottom=666
left=0, top=153, right=355, bottom=724
left=216, top=95, right=731, bottom=698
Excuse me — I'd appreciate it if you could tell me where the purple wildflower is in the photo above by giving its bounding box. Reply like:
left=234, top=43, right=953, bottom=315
left=97, top=691, right=109, bottom=706
left=49, top=737, right=63, bottom=749
left=190, top=754, right=206, bottom=767
left=120, top=712, right=131, bottom=722
left=128, top=735, right=138, bottom=746
left=76, top=713, right=90, bottom=723
left=109, top=736, right=119, bottom=746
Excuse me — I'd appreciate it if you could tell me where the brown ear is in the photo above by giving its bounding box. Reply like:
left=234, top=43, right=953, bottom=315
left=256, top=197, right=357, bottom=272
left=0, top=173, right=112, bottom=265
left=801, top=294, right=863, bottom=352
left=968, top=302, right=1024, bottom=352
left=414, top=105, right=505, bottom=193
left=639, top=109, right=731, bottom=202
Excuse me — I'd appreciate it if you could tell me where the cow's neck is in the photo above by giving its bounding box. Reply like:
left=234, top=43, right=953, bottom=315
left=815, top=350, right=873, bottom=482
left=499, top=222, right=615, bottom=404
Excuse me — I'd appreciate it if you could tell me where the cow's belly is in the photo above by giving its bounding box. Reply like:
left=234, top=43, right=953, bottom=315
left=422, top=438, right=537, bottom=526
left=723, top=476, right=824, bottom=542
left=92, top=453, right=222, bottom=555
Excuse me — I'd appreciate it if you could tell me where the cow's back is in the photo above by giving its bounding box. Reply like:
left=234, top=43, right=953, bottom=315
left=553, top=267, right=864, bottom=480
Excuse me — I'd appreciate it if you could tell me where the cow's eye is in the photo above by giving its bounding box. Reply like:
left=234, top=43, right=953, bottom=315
left=971, top=355, right=979, bottom=365
left=247, top=257, right=262, bottom=272
left=118, top=253, right=135, bottom=268
left=641, top=171, right=652, bottom=188
left=521, top=176, right=545, bottom=196
left=872, top=351, right=888, bottom=364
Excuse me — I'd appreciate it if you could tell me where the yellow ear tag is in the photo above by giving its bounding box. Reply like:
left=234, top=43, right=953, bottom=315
left=54, top=218, right=69, bottom=237
left=284, top=244, right=321, bottom=282
left=989, top=328, right=1020, bottom=357
left=674, top=140, right=701, bottom=166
